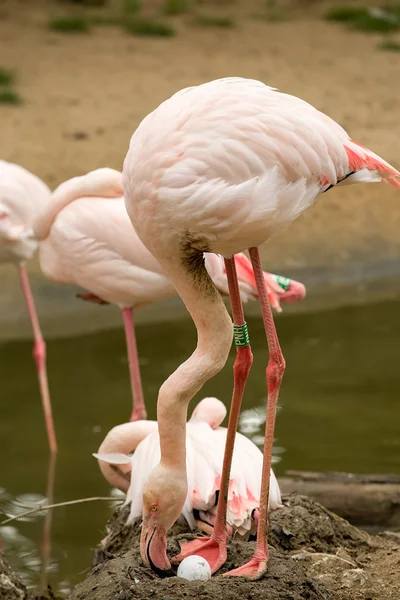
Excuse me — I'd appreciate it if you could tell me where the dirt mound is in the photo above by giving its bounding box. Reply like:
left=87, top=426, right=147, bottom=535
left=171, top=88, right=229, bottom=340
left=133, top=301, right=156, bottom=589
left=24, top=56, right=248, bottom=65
left=1, top=494, right=398, bottom=600
left=0, top=550, right=26, bottom=600
left=65, top=494, right=400, bottom=600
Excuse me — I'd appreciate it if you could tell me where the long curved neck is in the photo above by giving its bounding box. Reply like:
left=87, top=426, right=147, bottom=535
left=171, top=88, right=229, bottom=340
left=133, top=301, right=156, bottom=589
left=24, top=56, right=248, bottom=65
left=33, top=168, right=123, bottom=240
left=97, top=421, right=157, bottom=492
left=155, top=254, right=233, bottom=473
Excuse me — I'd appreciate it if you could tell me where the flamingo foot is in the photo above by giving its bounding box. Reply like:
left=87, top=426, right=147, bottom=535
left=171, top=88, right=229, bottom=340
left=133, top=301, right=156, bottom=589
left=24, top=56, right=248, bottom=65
left=223, top=553, right=268, bottom=579
left=172, top=536, right=227, bottom=574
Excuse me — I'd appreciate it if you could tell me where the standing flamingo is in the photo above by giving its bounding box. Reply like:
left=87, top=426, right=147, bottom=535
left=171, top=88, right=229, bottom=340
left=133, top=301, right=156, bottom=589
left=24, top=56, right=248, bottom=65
left=122, top=77, right=400, bottom=578
left=33, top=167, right=306, bottom=422
left=0, top=160, right=56, bottom=453
left=94, top=396, right=281, bottom=566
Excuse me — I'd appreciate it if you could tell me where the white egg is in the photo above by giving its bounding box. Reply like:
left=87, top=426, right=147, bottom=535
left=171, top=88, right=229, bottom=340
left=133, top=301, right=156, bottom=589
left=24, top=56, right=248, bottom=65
left=177, top=555, right=212, bottom=581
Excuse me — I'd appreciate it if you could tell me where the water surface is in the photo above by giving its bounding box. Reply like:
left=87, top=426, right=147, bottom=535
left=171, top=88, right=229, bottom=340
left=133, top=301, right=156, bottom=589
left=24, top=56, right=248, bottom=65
left=0, top=300, right=399, bottom=593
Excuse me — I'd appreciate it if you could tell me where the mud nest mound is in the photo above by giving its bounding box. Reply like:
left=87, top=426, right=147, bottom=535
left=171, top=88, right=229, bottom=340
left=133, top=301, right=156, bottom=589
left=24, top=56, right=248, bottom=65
left=64, top=494, right=400, bottom=600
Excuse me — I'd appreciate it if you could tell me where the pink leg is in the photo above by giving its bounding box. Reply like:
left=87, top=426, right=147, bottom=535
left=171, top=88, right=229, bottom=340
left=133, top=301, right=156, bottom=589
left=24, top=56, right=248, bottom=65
left=196, top=511, right=234, bottom=537
left=193, top=520, right=214, bottom=536
left=18, top=265, right=57, bottom=453
left=121, top=307, right=147, bottom=422
left=194, top=513, right=234, bottom=537
left=172, top=256, right=253, bottom=573
left=225, top=247, right=285, bottom=579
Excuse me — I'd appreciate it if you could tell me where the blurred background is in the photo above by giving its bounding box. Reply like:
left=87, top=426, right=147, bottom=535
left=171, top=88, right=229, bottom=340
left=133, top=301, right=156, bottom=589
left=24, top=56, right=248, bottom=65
left=0, top=0, right=399, bottom=595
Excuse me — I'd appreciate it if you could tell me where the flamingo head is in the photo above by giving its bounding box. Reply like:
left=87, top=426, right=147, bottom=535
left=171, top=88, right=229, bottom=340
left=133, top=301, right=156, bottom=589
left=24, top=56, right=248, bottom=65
left=190, top=396, right=227, bottom=429
left=140, top=463, right=187, bottom=578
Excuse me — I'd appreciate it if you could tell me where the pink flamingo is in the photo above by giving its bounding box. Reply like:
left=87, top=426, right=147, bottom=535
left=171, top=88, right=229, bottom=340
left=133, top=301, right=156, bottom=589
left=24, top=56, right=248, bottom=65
left=94, top=396, right=281, bottom=568
left=0, top=160, right=57, bottom=453
left=122, top=77, right=400, bottom=578
left=33, top=167, right=306, bottom=422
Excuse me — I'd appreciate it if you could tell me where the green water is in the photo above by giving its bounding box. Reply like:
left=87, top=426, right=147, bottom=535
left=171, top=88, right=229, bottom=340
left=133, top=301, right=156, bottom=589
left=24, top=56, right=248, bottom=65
left=0, top=300, right=399, bottom=594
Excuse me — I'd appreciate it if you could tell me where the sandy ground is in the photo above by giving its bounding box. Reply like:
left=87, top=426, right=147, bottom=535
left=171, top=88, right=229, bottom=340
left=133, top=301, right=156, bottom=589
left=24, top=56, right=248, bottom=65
left=1, top=0, right=400, bottom=338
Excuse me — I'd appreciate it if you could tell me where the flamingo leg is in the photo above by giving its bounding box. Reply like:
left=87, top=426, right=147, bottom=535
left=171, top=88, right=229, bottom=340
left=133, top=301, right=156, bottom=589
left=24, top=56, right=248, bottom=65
left=18, top=265, right=57, bottom=453
left=195, top=511, right=234, bottom=537
left=172, top=256, right=253, bottom=573
left=224, top=246, right=285, bottom=579
left=194, top=515, right=234, bottom=538
left=121, top=307, right=147, bottom=421
left=193, top=521, right=215, bottom=536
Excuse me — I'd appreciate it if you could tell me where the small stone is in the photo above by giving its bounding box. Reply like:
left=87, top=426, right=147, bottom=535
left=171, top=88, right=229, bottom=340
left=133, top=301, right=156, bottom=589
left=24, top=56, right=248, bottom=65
left=341, top=568, right=367, bottom=588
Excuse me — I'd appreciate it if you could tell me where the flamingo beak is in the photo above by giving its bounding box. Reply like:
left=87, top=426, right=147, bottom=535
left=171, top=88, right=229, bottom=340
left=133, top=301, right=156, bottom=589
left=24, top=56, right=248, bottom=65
left=140, top=518, right=175, bottom=578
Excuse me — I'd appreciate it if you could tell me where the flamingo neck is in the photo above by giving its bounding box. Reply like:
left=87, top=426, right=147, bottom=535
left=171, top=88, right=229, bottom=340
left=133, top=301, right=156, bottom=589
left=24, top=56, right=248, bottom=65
left=156, top=268, right=233, bottom=473
left=97, top=421, right=157, bottom=492
left=33, top=168, right=123, bottom=240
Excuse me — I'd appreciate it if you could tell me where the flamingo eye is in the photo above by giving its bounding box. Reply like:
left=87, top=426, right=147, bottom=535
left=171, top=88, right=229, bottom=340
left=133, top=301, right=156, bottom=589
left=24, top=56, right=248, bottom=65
left=151, top=505, right=158, bottom=512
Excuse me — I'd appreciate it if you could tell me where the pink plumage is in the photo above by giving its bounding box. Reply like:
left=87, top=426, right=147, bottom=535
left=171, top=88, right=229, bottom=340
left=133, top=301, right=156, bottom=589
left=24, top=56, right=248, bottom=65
left=0, top=160, right=56, bottom=452
left=122, top=77, right=400, bottom=578
left=123, top=77, right=399, bottom=260
left=94, top=397, right=281, bottom=539
left=35, top=168, right=304, bottom=309
left=34, top=167, right=306, bottom=422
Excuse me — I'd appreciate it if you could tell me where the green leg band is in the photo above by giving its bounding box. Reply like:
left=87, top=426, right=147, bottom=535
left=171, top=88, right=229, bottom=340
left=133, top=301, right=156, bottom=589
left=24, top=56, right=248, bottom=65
left=233, top=322, right=250, bottom=347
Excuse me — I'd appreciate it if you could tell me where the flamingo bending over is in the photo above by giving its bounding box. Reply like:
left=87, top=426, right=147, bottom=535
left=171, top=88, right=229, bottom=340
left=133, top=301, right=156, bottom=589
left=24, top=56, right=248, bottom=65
left=122, top=77, right=400, bottom=578
left=33, top=167, right=306, bottom=422
left=94, top=396, right=281, bottom=569
left=0, top=160, right=56, bottom=453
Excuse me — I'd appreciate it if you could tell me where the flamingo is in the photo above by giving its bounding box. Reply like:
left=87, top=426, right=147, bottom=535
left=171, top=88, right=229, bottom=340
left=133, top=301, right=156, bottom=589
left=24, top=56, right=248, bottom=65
left=122, top=76, right=400, bottom=578
left=94, top=396, right=281, bottom=569
left=33, top=167, right=306, bottom=422
left=0, top=160, right=57, bottom=453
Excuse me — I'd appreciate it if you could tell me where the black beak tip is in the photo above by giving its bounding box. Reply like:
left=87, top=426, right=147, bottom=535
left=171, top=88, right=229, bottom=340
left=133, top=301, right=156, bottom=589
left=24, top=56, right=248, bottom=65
left=148, top=555, right=175, bottom=579
left=146, top=532, right=176, bottom=579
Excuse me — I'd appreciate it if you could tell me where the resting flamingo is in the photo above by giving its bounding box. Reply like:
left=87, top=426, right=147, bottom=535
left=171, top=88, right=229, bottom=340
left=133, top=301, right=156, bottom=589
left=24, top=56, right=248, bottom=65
left=0, top=160, right=56, bottom=453
left=94, top=396, right=281, bottom=568
left=33, top=167, right=306, bottom=422
left=122, top=76, right=400, bottom=578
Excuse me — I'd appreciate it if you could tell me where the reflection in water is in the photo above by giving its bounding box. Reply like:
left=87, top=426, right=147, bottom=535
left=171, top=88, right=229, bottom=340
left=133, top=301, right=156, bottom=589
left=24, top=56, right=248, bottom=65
left=0, top=525, right=41, bottom=587
left=0, top=299, right=399, bottom=593
left=0, top=454, right=58, bottom=590
left=39, top=453, right=56, bottom=593
left=239, top=405, right=285, bottom=464
left=0, top=524, right=58, bottom=590
left=3, top=494, right=48, bottom=523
